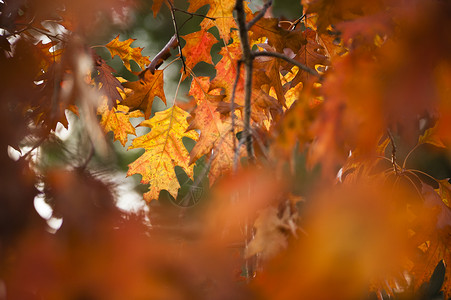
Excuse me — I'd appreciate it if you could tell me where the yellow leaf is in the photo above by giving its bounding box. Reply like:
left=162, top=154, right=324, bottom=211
left=437, top=179, right=451, bottom=208
left=376, top=137, right=390, bottom=156
left=105, top=35, right=151, bottom=72
left=419, top=123, right=446, bottom=148
left=127, top=106, right=199, bottom=201
left=187, top=0, right=242, bottom=43
left=100, top=104, right=144, bottom=146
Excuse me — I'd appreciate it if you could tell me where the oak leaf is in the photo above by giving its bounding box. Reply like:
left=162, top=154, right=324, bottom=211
left=187, top=77, right=242, bottom=184
left=93, top=54, right=124, bottom=108
left=122, top=70, right=166, bottom=118
left=99, top=102, right=144, bottom=146
left=249, top=17, right=306, bottom=53
left=105, top=35, right=151, bottom=72
left=411, top=183, right=451, bottom=298
left=210, top=34, right=281, bottom=124
left=151, top=0, right=170, bottom=17
left=245, top=206, right=293, bottom=260
left=290, top=28, right=329, bottom=88
left=187, top=0, right=240, bottom=43
left=306, top=19, right=347, bottom=61
left=274, top=95, right=320, bottom=158
left=180, top=29, right=217, bottom=79
left=437, top=179, right=451, bottom=209
left=127, top=106, right=198, bottom=201
left=36, top=41, right=64, bottom=72
left=419, top=123, right=446, bottom=148
left=303, top=0, right=385, bottom=33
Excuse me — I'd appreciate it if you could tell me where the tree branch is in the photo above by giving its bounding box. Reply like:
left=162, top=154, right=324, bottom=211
left=289, top=14, right=305, bottom=31
left=387, top=129, right=399, bottom=175
left=235, top=0, right=255, bottom=164
left=246, top=0, right=273, bottom=30
left=252, top=50, right=320, bottom=77
left=167, top=0, right=187, bottom=74
left=231, top=60, right=243, bottom=172
left=147, top=34, right=178, bottom=74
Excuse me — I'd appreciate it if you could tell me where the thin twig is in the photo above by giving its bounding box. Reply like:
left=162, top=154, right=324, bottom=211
left=289, top=14, right=306, bottom=31
left=407, top=169, right=439, bottom=184
left=402, top=144, right=420, bottom=169
left=5, top=17, right=35, bottom=38
left=173, top=7, right=216, bottom=20
left=167, top=0, right=187, bottom=75
left=246, top=0, right=273, bottom=30
left=20, top=137, right=47, bottom=161
left=252, top=50, right=320, bottom=77
left=30, top=27, right=66, bottom=42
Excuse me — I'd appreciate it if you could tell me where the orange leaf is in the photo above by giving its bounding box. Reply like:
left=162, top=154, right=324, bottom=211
left=127, top=106, right=199, bottom=201
left=211, top=34, right=280, bottom=124
left=105, top=35, right=151, bottom=71
left=151, top=0, right=170, bottom=17
left=411, top=183, right=451, bottom=298
left=437, top=179, right=451, bottom=208
left=245, top=206, right=292, bottom=260
left=187, top=77, right=243, bottom=184
left=180, top=29, right=217, bottom=79
left=35, top=41, right=63, bottom=71
left=290, top=28, right=329, bottom=88
left=122, top=70, right=166, bottom=118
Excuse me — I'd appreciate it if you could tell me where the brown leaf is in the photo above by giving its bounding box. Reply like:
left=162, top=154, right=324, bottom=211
left=147, top=35, right=178, bottom=74
left=249, top=17, right=306, bottom=53
left=93, top=54, right=124, bottom=108
left=290, top=28, right=329, bottom=88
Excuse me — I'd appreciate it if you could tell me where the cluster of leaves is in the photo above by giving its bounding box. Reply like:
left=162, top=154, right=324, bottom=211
left=1, top=0, right=451, bottom=299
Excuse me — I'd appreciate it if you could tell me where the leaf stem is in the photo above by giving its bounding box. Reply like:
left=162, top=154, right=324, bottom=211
left=172, top=71, right=184, bottom=107
left=407, top=169, right=439, bottom=184
left=403, top=144, right=420, bottom=169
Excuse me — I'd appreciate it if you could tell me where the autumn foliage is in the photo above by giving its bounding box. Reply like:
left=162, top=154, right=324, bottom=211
left=1, top=0, right=451, bottom=299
